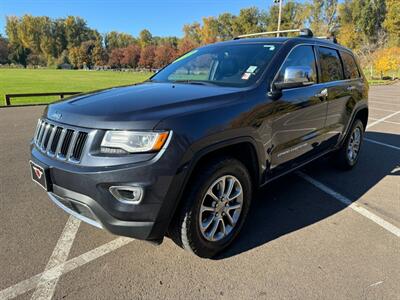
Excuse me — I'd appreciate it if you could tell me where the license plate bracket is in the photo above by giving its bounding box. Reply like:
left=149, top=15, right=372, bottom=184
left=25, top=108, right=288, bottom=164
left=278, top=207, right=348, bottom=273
left=30, top=160, right=51, bottom=191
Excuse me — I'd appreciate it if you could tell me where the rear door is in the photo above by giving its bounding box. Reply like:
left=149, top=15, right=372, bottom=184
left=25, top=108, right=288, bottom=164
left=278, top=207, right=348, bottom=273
left=270, top=45, right=328, bottom=169
left=316, top=46, right=349, bottom=146
left=339, top=50, right=365, bottom=128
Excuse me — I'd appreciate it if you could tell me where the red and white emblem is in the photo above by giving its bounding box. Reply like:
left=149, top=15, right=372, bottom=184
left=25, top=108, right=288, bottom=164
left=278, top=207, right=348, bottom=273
left=32, top=166, right=43, bottom=179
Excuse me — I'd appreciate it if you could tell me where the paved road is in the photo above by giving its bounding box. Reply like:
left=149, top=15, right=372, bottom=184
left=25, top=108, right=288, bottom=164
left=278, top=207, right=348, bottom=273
left=0, top=84, right=399, bottom=299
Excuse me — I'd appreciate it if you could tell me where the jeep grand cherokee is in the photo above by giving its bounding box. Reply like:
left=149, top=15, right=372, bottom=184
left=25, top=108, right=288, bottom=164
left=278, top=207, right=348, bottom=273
left=30, top=29, right=368, bottom=258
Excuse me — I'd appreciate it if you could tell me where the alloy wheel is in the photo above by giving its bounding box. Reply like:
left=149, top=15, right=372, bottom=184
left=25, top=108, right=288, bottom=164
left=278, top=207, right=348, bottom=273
left=198, top=175, right=243, bottom=242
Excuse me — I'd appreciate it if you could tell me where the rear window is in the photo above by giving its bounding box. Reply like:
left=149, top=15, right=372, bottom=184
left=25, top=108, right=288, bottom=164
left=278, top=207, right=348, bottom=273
left=340, top=51, right=360, bottom=79
left=318, top=47, right=343, bottom=82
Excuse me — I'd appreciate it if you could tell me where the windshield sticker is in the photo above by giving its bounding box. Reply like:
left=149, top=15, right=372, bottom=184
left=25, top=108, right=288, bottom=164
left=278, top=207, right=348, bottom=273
left=246, top=66, right=258, bottom=74
left=241, top=72, right=252, bottom=80
left=172, top=50, right=198, bottom=63
left=264, top=45, right=276, bottom=51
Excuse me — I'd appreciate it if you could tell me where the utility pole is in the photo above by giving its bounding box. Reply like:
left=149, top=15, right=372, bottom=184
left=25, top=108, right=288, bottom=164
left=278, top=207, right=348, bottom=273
left=274, top=0, right=283, bottom=37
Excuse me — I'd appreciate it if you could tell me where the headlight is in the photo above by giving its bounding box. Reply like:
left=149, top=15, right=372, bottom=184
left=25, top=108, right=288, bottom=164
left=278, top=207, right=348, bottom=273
left=101, top=131, right=169, bottom=153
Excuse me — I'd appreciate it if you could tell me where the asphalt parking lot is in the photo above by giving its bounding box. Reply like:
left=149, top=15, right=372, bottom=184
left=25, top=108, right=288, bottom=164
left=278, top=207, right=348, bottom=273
left=0, top=84, right=399, bottom=300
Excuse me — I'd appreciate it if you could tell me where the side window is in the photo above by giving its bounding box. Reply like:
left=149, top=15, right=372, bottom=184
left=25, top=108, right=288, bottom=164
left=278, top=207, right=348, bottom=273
left=276, top=45, right=317, bottom=84
left=340, top=51, right=360, bottom=79
left=318, top=47, right=344, bottom=82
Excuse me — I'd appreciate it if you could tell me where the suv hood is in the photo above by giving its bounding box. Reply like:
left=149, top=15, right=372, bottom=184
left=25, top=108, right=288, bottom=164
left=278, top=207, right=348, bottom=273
left=45, top=82, right=243, bottom=130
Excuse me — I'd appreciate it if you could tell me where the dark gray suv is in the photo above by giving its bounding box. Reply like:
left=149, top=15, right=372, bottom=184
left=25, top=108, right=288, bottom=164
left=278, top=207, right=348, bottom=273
left=30, top=29, right=368, bottom=258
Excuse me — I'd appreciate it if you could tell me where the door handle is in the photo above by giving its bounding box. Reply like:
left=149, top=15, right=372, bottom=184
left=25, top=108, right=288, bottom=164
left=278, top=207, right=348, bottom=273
left=347, top=85, right=356, bottom=91
left=315, top=88, right=328, bottom=99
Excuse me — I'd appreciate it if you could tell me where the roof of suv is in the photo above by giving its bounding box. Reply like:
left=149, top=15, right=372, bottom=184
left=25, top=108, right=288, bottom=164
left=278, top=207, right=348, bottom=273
left=210, top=36, right=350, bottom=52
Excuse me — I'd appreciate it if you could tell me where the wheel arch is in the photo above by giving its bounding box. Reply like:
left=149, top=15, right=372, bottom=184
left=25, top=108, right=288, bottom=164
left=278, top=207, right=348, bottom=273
left=339, top=104, right=369, bottom=147
left=163, top=137, right=264, bottom=236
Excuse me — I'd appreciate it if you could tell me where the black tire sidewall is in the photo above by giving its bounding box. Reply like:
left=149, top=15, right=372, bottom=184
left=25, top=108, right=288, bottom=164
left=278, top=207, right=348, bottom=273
left=343, top=120, right=364, bottom=168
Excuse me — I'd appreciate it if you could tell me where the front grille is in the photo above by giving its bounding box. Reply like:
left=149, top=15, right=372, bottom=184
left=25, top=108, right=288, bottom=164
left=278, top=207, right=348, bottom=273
left=34, top=119, right=89, bottom=163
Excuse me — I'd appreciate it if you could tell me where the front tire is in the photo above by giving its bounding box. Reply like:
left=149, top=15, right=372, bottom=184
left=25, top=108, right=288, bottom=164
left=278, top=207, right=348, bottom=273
left=170, top=157, right=252, bottom=258
left=335, top=119, right=364, bottom=170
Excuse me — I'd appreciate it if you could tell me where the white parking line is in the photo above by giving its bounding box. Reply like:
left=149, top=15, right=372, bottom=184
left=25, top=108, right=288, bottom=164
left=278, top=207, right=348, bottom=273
left=298, top=172, right=400, bottom=238
left=365, top=138, right=400, bottom=151
left=367, top=111, right=400, bottom=129
left=369, top=100, right=400, bottom=106
left=30, top=216, right=81, bottom=300
left=369, top=117, right=400, bottom=125
left=0, top=237, right=133, bottom=300
left=369, top=107, right=398, bottom=113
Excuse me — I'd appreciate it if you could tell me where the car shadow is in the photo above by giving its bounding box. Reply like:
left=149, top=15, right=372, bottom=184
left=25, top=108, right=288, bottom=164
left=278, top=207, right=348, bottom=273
left=216, top=131, right=399, bottom=259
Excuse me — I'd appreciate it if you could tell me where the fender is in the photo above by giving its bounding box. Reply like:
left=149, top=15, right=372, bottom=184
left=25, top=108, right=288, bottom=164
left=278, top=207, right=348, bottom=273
left=337, top=102, right=368, bottom=148
left=148, top=136, right=265, bottom=240
left=187, top=136, right=265, bottom=184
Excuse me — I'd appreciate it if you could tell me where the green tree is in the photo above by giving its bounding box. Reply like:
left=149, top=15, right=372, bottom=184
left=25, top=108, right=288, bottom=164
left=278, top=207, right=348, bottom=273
left=68, top=46, right=81, bottom=68
left=217, top=13, right=237, bottom=40
left=183, top=22, right=202, bottom=44
left=265, top=1, right=308, bottom=33
left=352, top=0, right=386, bottom=43
left=8, top=44, right=30, bottom=66
left=0, top=35, right=9, bottom=64
left=92, top=39, right=107, bottom=66
left=104, top=31, right=136, bottom=51
left=232, top=7, right=264, bottom=36
left=308, top=0, right=339, bottom=36
left=384, top=0, right=400, bottom=46
left=139, top=29, right=153, bottom=47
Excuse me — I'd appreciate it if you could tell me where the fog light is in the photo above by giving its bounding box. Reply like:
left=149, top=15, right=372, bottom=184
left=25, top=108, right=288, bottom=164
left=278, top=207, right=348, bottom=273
left=109, top=186, right=143, bottom=204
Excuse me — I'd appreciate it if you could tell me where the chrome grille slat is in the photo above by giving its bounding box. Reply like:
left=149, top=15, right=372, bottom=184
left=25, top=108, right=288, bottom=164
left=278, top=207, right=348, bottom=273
left=33, top=120, right=41, bottom=142
left=42, top=124, right=54, bottom=150
left=40, top=123, right=50, bottom=148
left=59, top=129, right=74, bottom=157
left=66, top=131, right=79, bottom=160
left=50, top=127, right=62, bottom=153
left=37, top=122, right=46, bottom=145
left=46, top=125, right=57, bottom=152
left=71, top=132, right=88, bottom=161
left=33, top=119, right=88, bottom=164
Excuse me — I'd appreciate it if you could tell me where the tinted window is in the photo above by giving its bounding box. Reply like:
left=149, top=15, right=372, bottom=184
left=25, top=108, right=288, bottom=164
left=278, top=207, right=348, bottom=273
left=152, top=43, right=281, bottom=87
left=318, top=47, right=343, bottom=82
left=340, top=51, right=360, bottom=79
left=276, top=45, right=317, bottom=84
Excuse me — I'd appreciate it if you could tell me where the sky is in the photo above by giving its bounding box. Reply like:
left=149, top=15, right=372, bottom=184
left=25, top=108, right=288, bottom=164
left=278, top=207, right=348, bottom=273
left=0, top=0, right=278, bottom=38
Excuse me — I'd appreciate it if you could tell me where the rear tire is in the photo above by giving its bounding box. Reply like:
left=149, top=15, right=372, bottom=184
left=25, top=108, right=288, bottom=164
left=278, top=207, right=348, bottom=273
left=169, top=157, right=252, bottom=258
left=335, top=119, right=364, bottom=170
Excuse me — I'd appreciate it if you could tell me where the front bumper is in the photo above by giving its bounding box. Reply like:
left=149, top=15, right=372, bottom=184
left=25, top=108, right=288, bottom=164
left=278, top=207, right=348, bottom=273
left=30, top=130, right=190, bottom=241
left=48, top=185, right=154, bottom=239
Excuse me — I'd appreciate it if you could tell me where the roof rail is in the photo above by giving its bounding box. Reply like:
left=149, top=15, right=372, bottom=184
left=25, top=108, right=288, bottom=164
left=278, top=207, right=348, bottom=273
left=316, top=35, right=338, bottom=44
left=233, top=28, right=313, bottom=40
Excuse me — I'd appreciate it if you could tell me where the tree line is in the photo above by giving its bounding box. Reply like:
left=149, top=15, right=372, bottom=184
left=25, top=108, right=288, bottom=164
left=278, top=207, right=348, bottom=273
left=0, top=0, right=399, bottom=77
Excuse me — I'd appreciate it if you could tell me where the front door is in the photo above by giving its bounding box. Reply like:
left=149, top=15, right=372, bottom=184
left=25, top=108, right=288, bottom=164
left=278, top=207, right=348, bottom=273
left=270, top=45, right=327, bottom=169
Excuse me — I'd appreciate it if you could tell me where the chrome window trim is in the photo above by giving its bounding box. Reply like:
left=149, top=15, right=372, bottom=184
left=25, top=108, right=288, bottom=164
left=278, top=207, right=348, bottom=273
left=271, top=42, right=362, bottom=92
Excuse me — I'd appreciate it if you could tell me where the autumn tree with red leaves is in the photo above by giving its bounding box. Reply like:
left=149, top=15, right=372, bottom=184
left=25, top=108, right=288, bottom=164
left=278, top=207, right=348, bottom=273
left=138, top=45, right=156, bottom=69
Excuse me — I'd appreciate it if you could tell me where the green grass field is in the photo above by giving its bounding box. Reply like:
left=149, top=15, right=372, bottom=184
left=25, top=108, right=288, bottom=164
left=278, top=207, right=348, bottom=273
left=0, top=69, right=153, bottom=106
left=0, top=68, right=396, bottom=106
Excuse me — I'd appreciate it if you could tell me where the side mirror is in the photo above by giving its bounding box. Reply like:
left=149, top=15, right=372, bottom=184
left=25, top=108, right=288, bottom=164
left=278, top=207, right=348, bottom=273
left=274, top=66, right=314, bottom=90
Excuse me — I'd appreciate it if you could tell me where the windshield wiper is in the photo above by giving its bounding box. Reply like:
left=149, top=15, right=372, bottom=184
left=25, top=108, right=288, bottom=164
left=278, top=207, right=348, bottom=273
left=171, top=80, right=217, bottom=86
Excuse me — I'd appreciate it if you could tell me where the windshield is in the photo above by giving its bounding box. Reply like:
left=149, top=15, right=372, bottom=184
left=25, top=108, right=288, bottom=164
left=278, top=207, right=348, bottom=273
left=151, top=43, right=281, bottom=87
